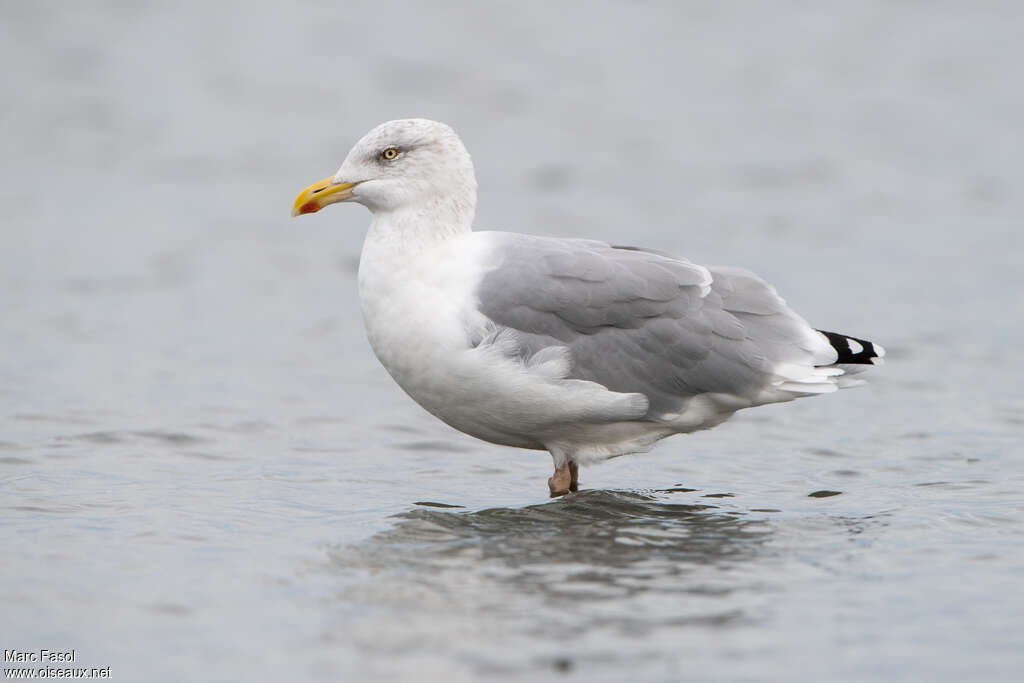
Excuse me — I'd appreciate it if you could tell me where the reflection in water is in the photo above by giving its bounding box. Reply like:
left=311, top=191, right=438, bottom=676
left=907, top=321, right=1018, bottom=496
left=325, top=491, right=774, bottom=675
left=403, top=491, right=759, bottom=569
left=335, top=491, right=770, bottom=581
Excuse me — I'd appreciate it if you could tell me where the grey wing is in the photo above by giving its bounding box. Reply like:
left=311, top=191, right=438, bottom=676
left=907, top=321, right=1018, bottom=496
left=474, top=234, right=839, bottom=420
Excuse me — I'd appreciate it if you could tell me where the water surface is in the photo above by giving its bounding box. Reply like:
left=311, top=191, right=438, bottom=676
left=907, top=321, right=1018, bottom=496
left=2, top=1, right=1022, bottom=681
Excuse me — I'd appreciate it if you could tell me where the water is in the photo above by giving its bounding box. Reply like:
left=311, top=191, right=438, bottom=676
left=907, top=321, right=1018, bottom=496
left=2, top=1, right=1023, bottom=681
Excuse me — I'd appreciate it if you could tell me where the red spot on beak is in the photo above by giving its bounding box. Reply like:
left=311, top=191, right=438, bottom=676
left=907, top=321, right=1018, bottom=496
left=298, top=201, right=320, bottom=215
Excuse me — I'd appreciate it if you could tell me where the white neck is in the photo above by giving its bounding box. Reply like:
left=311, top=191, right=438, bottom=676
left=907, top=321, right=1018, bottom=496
left=364, top=195, right=475, bottom=256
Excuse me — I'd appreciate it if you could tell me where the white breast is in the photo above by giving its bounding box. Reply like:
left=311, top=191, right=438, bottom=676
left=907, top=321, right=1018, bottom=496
left=359, top=231, right=472, bottom=365
left=358, top=228, right=524, bottom=440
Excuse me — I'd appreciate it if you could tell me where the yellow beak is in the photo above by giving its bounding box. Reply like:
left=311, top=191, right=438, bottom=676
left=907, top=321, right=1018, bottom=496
left=291, top=176, right=360, bottom=217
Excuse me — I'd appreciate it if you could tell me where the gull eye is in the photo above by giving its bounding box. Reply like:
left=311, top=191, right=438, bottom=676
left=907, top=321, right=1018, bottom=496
left=380, top=147, right=400, bottom=161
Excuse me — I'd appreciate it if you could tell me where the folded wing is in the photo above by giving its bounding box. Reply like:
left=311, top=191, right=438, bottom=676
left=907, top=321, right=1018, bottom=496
left=474, top=233, right=846, bottom=422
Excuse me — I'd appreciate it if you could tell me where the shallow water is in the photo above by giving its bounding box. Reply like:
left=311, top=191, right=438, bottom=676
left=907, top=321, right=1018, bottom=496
left=2, top=1, right=1023, bottom=681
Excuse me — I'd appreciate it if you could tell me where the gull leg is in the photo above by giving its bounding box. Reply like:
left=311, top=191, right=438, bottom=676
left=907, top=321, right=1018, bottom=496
left=548, top=464, right=573, bottom=497
left=569, top=461, right=579, bottom=492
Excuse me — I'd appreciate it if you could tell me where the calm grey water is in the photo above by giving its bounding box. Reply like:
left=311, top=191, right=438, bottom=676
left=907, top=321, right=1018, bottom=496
left=2, top=2, right=1022, bottom=681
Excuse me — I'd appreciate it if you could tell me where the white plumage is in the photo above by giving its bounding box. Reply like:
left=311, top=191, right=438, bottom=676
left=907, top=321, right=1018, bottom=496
left=293, top=119, right=884, bottom=495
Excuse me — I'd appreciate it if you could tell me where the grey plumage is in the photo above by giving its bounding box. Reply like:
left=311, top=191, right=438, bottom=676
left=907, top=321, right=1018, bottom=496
left=475, top=233, right=838, bottom=420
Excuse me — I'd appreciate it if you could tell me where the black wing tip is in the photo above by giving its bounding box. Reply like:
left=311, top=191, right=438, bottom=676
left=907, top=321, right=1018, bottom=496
left=817, top=330, right=885, bottom=365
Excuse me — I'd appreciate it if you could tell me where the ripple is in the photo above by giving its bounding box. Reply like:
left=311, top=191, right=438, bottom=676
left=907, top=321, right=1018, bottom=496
left=58, top=430, right=207, bottom=447
left=914, top=480, right=991, bottom=491
left=65, top=431, right=124, bottom=444
left=133, top=430, right=206, bottom=446
left=178, top=451, right=234, bottom=461
left=807, top=448, right=844, bottom=457
left=393, top=439, right=471, bottom=453
left=10, top=504, right=80, bottom=514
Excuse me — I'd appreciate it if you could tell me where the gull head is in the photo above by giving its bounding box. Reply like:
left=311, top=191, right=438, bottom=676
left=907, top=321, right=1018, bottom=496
left=292, top=119, right=477, bottom=224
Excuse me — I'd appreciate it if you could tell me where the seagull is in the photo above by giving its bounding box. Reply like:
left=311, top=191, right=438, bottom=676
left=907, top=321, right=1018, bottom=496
left=292, top=119, right=883, bottom=496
